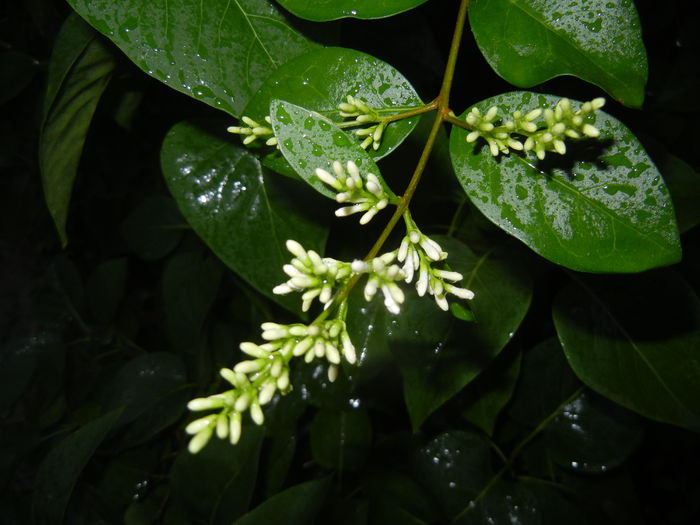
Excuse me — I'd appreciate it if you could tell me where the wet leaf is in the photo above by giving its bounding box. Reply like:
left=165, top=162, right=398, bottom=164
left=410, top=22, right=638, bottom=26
left=276, top=0, right=429, bottom=21
left=553, top=272, right=700, bottom=430
left=469, top=0, right=647, bottom=107
left=244, top=46, right=423, bottom=167
left=271, top=99, right=395, bottom=199
left=161, top=120, right=328, bottom=313
left=67, top=0, right=317, bottom=116
left=450, top=92, right=680, bottom=272
left=392, top=237, right=532, bottom=429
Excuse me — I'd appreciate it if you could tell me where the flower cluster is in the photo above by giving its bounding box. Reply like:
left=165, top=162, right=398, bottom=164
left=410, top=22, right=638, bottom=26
left=337, top=95, right=386, bottom=150
left=464, top=97, right=605, bottom=160
left=398, top=214, right=474, bottom=311
left=227, top=115, right=277, bottom=146
left=185, top=317, right=357, bottom=453
left=273, top=240, right=353, bottom=311
left=351, top=252, right=406, bottom=315
left=316, top=161, right=392, bottom=225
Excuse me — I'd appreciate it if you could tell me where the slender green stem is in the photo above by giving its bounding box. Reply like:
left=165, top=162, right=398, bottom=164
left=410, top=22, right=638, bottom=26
left=383, top=99, right=439, bottom=123
left=443, top=113, right=471, bottom=130
left=447, top=196, right=468, bottom=236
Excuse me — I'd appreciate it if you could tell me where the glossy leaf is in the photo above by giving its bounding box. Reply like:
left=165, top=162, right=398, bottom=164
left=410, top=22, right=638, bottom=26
left=170, top=428, right=263, bottom=524
left=654, top=146, right=700, bottom=233
left=545, top=390, right=644, bottom=474
left=32, top=410, right=122, bottom=524
left=450, top=92, right=681, bottom=272
left=455, top=479, right=540, bottom=525
left=461, top=348, right=522, bottom=436
left=275, top=0, right=429, bottom=21
left=363, top=471, right=438, bottom=524
left=469, top=0, right=647, bottom=108
left=67, top=0, right=317, bottom=116
left=161, top=120, right=328, bottom=312
left=244, top=46, right=423, bottom=167
left=40, top=14, right=115, bottom=246
left=553, top=272, right=700, bottom=430
left=270, top=100, right=395, bottom=199
left=233, top=478, right=330, bottom=525
left=393, top=237, right=532, bottom=429
left=412, top=431, right=492, bottom=519
left=310, top=407, right=372, bottom=470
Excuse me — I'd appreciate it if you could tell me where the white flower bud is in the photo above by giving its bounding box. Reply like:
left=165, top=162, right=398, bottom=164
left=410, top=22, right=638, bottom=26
left=188, top=426, right=213, bottom=454
left=185, top=416, right=214, bottom=435
left=188, top=397, right=224, bottom=411
left=234, top=360, right=262, bottom=374
left=229, top=412, right=242, bottom=444
left=286, top=239, right=307, bottom=259
left=234, top=393, right=250, bottom=412
left=250, top=403, right=265, bottom=425
left=328, top=364, right=339, bottom=382
left=216, top=413, right=229, bottom=439
left=258, top=382, right=276, bottom=405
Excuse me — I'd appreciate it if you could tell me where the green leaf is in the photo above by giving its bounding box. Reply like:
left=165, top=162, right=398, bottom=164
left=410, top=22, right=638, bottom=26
left=244, top=46, right=423, bottom=167
left=544, top=391, right=644, bottom=474
left=32, top=410, right=122, bottom=524
left=120, top=196, right=185, bottom=260
left=40, top=14, right=115, bottom=246
left=508, top=338, right=580, bottom=425
left=275, top=0, right=429, bottom=21
left=67, top=0, right=317, bottom=116
left=99, top=352, right=187, bottom=427
left=393, top=237, right=532, bottom=429
left=449, top=92, right=681, bottom=273
left=363, top=471, right=439, bottom=524
left=310, top=407, right=372, bottom=470
left=454, top=479, right=541, bottom=525
left=654, top=146, right=700, bottom=233
left=270, top=99, right=395, bottom=199
left=468, top=0, right=647, bottom=108
left=162, top=251, right=223, bottom=352
left=262, top=430, right=297, bottom=497
left=86, top=258, right=127, bottom=325
left=233, top=478, right=330, bottom=525
left=552, top=272, right=700, bottom=431
left=461, top=348, right=522, bottom=436
left=170, top=428, right=263, bottom=525
left=412, top=431, right=492, bottom=520
left=161, top=120, right=328, bottom=313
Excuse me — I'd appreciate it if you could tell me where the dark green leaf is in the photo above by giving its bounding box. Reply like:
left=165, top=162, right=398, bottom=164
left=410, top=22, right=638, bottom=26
left=509, top=338, right=580, bottom=426
left=161, top=120, right=328, bottom=313
left=412, top=430, right=492, bottom=519
left=450, top=92, right=681, bottom=272
left=244, top=46, right=423, bottom=166
left=393, top=237, right=532, bottom=429
left=454, top=479, right=540, bottom=525
left=67, top=0, right=317, bottom=116
left=553, top=272, right=700, bottom=430
left=310, top=407, right=372, bottom=470
left=99, top=352, right=186, bottom=426
left=655, top=147, right=700, bottom=233
left=271, top=99, right=395, bottom=199
left=233, top=478, right=330, bottom=525
left=545, top=390, right=644, bottom=474
left=461, top=348, right=521, bottom=436
left=469, top=0, right=647, bottom=107
left=162, top=251, right=223, bottom=352
left=262, top=430, right=297, bottom=497
left=120, top=196, right=185, bottom=260
left=170, top=427, right=263, bottom=525
left=275, top=0, right=429, bottom=21
left=32, top=410, right=122, bottom=524
left=363, top=471, right=438, bottom=524
left=40, top=14, right=115, bottom=246
left=86, top=258, right=127, bottom=325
